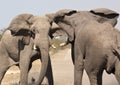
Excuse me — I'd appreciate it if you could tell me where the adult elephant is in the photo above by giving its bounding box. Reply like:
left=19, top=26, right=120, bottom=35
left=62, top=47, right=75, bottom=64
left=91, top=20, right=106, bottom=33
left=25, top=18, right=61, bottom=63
left=0, top=14, right=54, bottom=85
left=47, top=8, right=120, bottom=85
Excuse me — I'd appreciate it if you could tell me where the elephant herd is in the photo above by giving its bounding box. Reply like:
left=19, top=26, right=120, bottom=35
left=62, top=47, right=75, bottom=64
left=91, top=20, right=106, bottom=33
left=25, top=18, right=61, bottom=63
left=0, top=8, right=120, bottom=85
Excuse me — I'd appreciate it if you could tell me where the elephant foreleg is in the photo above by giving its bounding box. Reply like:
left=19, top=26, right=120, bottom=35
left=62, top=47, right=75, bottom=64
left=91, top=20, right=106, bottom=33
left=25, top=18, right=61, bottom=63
left=74, top=40, right=84, bottom=85
left=19, top=44, right=33, bottom=85
left=86, top=69, right=103, bottom=85
left=0, top=67, right=9, bottom=85
left=45, top=56, right=54, bottom=85
left=0, top=56, right=9, bottom=85
left=84, top=54, right=104, bottom=85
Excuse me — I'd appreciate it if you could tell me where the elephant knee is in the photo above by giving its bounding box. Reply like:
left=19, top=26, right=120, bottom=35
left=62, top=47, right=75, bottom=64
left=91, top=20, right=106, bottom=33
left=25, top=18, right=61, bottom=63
left=75, top=62, right=84, bottom=71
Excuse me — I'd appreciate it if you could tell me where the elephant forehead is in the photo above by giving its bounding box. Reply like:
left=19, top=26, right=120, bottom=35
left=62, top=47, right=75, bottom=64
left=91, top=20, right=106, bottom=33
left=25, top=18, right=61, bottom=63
left=31, top=23, right=51, bottom=35
left=32, top=16, right=50, bottom=21
left=32, top=21, right=51, bottom=29
left=32, top=17, right=51, bottom=29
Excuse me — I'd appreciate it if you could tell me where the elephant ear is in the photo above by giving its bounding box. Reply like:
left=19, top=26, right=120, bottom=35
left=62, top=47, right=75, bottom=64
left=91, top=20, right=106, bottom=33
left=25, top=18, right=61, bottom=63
left=55, top=9, right=77, bottom=17
left=46, top=9, right=77, bottom=23
left=8, top=14, right=34, bottom=45
left=54, top=10, right=76, bottom=42
left=14, top=29, right=34, bottom=45
left=8, top=13, right=33, bottom=34
left=90, top=8, right=119, bottom=26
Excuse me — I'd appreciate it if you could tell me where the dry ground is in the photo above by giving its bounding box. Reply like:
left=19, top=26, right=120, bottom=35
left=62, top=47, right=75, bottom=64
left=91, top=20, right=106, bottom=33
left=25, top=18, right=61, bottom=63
left=1, top=48, right=119, bottom=85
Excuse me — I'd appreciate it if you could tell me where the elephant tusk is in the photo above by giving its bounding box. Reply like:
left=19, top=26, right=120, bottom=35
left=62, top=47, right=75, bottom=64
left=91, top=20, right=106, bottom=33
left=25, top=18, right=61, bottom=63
left=51, top=44, right=56, bottom=49
left=33, top=44, right=37, bottom=50
left=59, top=42, right=67, bottom=47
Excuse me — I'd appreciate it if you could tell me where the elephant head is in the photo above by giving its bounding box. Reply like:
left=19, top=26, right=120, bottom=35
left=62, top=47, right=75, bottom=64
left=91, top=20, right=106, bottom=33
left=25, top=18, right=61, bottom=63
left=8, top=14, right=53, bottom=84
left=47, top=8, right=119, bottom=43
left=46, top=9, right=77, bottom=43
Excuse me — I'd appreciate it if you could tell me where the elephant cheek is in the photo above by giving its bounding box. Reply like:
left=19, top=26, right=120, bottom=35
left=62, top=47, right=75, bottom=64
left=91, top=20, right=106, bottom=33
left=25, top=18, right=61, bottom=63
left=22, top=36, right=30, bottom=45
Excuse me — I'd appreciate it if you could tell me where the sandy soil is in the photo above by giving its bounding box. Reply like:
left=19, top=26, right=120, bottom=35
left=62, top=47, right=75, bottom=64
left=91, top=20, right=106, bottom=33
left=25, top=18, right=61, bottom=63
left=1, top=48, right=119, bottom=85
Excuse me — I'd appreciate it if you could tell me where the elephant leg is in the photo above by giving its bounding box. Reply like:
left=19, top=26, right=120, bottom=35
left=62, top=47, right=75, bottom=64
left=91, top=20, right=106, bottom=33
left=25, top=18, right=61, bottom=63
left=28, top=61, right=32, bottom=72
left=19, top=45, right=33, bottom=85
left=28, top=50, right=39, bottom=72
left=84, top=54, right=104, bottom=85
left=0, top=56, right=10, bottom=84
left=19, top=53, right=31, bottom=85
left=45, top=56, right=54, bottom=85
left=0, top=66, right=9, bottom=85
left=74, top=52, right=84, bottom=85
left=86, top=69, right=103, bottom=85
left=74, top=41, right=84, bottom=85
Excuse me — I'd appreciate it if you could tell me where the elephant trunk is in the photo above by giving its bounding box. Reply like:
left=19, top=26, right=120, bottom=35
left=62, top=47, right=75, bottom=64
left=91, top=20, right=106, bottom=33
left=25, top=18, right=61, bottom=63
left=37, top=46, right=49, bottom=84
left=34, top=36, right=50, bottom=84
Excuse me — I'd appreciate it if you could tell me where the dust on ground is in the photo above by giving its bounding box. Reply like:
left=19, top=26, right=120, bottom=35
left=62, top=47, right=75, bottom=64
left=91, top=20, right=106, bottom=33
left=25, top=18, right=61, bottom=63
left=1, top=48, right=119, bottom=85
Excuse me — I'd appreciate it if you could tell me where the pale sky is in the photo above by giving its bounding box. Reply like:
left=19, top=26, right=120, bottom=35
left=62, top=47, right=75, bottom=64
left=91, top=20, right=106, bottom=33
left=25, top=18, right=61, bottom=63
left=0, top=0, right=120, bottom=29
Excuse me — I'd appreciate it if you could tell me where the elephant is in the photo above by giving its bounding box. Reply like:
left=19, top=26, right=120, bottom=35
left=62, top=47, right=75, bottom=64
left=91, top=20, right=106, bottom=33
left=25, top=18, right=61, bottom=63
left=0, top=14, right=55, bottom=85
left=46, top=8, right=120, bottom=85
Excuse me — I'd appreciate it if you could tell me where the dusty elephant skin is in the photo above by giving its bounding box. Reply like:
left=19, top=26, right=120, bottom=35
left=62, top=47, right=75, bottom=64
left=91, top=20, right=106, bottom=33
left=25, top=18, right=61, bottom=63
left=0, top=14, right=54, bottom=85
left=47, top=8, right=120, bottom=85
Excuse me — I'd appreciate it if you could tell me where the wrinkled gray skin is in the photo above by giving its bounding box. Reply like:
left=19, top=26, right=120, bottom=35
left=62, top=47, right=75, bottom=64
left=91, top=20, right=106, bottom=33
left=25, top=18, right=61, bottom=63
left=0, top=14, right=54, bottom=85
left=47, top=8, right=120, bottom=85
